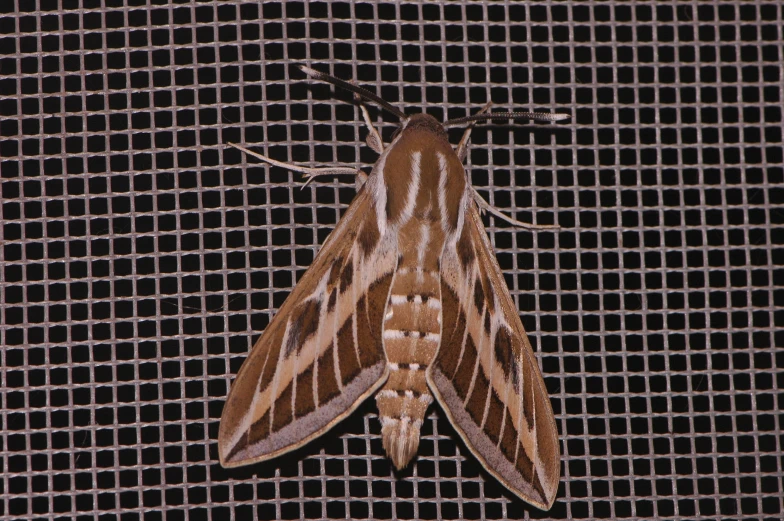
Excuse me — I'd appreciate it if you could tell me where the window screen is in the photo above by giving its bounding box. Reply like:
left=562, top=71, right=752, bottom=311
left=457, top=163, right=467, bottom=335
left=1, top=1, right=782, bottom=520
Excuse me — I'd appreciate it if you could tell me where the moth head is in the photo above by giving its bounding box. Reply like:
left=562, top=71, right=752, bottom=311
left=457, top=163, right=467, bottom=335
left=394, top=113, right=447, bottom=140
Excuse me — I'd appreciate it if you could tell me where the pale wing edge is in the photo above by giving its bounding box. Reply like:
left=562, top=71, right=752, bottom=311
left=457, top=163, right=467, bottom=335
left=220, top=363, right=388, bottom=467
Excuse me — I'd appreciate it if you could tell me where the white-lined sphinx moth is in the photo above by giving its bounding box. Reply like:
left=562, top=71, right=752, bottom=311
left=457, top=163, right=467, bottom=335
left=220, top=66, right=566, bottom=510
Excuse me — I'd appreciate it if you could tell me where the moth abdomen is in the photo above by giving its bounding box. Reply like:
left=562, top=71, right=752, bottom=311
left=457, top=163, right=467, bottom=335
left=376, top=357, right=434, bottom=470
left=376, top=265, right=443, bottom=469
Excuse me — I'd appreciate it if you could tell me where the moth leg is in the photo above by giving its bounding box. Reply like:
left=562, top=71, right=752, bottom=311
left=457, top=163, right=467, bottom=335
left=229, top=143, right=367, bottom=188
left=350, top=82, right=385, bottom=154
left=456, top=101, right=493, bottom=162
left=472, top=188, right=560, bottom=230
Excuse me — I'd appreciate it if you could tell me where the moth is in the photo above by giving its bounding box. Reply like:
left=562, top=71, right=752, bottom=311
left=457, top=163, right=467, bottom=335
left=219, top=65, right=566, bottom=510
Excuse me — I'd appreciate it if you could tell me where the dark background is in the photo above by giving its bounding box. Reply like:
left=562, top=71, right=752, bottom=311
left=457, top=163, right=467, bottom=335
left=1, top=1, right=782, bottom=520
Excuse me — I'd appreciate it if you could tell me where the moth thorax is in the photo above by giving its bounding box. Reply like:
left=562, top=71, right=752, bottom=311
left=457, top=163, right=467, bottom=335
left=380, top=416, right=423, bottom=470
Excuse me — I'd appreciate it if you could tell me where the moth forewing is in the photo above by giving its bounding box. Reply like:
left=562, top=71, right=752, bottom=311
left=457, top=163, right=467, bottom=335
left=220, top=65, right=563, bottom=510
left=427, top=205, right=560, bottom=509
left=218, top=187, right=394, bottom=467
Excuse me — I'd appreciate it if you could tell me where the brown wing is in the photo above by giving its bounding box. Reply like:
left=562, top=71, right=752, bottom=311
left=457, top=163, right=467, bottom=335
left=427, top=204, right=560, bottom=510
left=219, top=186, right=396, bottom=467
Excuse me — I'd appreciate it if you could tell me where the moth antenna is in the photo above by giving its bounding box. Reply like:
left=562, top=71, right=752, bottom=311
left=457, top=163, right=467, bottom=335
left=298, top=65, right=407, bottom=122
left=444, top=111, right=569, bottom=127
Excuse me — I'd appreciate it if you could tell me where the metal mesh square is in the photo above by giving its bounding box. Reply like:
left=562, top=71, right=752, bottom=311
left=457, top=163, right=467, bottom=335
left=1, top=1, right=782, bottom=520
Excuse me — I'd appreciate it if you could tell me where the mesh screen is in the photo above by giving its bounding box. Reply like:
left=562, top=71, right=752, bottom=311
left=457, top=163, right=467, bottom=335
left=2, top=1, right=782, bottom=520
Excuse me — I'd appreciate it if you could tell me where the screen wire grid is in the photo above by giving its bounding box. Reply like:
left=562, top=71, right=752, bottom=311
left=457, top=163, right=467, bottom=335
left=1, top=1, right=782, bottom=520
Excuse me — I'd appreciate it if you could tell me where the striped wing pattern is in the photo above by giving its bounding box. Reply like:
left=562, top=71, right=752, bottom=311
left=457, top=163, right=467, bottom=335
left=220, top=103, right=561, bottom=509
left=218, top=188, right=397, bottom=467
left=427, top=205, right=561, bottom=510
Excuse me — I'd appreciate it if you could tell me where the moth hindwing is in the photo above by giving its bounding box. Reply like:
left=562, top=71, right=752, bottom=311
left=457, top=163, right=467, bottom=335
left=219, top=65, right=566, bottom=510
